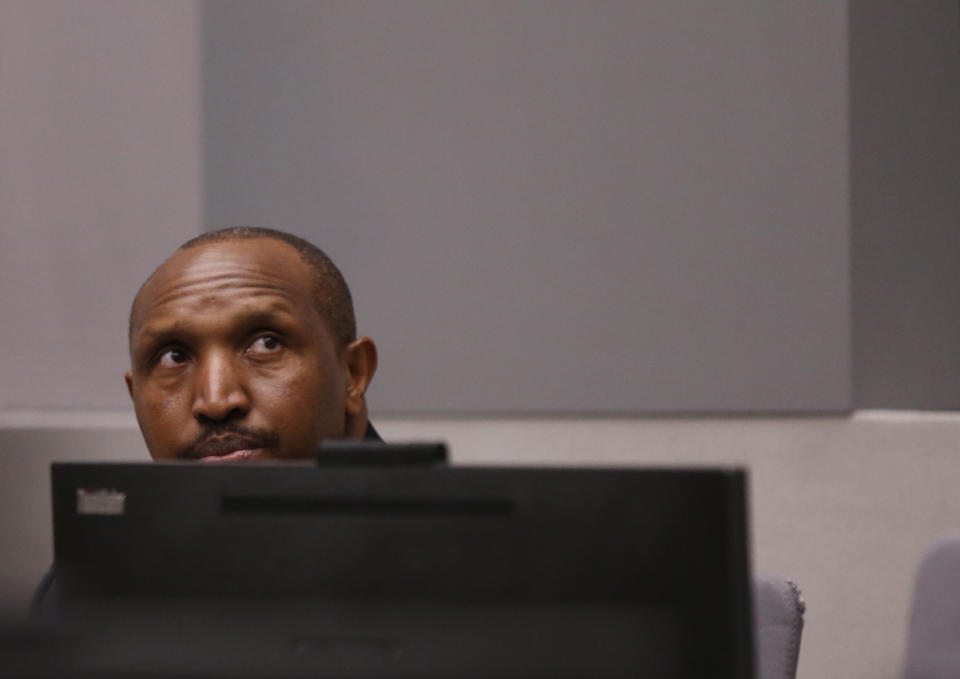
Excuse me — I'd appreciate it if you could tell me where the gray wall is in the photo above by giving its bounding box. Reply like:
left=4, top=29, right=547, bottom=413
left=2, top=2, right=957, bottom=415
left=850, top=0, right=960, bottom=409
left=204, top=0, right=854, bottom=414
left=0, top=0, right=203, bottom=411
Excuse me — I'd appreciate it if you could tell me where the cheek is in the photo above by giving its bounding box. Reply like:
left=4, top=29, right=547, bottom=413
left=259, top=362, right=346, bottom=432
left=299, top=366, right=345, bottom=416
left=259, top=360, right=338, bottom=399
left=138, top=387, right=183, bottom=421
left=133, top=385, right=190, bottom=457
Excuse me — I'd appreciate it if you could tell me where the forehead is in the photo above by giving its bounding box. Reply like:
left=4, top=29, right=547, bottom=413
left=131, top=239, right=318, bottom=337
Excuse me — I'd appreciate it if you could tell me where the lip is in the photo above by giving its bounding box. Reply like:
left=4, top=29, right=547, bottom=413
left=198, top=448, right=265, bottom=463
left=189, top=435, right=269, bottom=461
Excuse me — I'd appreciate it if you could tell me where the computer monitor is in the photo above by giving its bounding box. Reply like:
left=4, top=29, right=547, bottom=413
left=45, top=459, right=753, bottom=678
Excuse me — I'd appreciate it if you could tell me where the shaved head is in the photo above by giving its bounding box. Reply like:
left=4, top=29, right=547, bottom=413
left=130, top=226, right=356, bottom=352
left=125, top=227, right=378, bottom=459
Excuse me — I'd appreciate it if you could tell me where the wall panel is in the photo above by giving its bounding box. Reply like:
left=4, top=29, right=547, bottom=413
left=204, top=0, right=852, bottom=413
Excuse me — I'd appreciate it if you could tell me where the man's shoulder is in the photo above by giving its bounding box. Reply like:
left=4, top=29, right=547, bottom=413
left=364, top=422, right=383, bottom=442
left=31, top=566, right=58, bottom=623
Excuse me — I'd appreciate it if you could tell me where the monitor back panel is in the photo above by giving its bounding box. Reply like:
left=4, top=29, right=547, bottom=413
left=51, top=463, right=753, bottom=679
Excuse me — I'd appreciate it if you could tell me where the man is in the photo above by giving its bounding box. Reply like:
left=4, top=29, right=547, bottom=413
left=33, top=226, right=379, bottom=616
left=126, top=226, right=380, bottom=458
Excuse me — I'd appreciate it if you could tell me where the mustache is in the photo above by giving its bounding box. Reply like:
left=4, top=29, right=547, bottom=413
left=177, top=423, right=280, bottom=459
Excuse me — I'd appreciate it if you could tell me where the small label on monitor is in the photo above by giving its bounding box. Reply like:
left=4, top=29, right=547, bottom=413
left=76, top=488, right=126, bottom=515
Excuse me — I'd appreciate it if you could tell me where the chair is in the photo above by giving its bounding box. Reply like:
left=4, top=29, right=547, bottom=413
left=754, top=577, right=805, bottom=679
left=903, top=532, right=960, bottom=679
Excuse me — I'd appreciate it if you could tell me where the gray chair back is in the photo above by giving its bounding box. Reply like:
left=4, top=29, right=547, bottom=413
left=754, top=577, right=805, bottom=679
left=904, top=532, right=960, bottom=679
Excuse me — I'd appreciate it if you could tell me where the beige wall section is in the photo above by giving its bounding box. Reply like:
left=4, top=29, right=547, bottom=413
left=2, top=413, right=959, bottom=679
left=0, top=0, right=204, bottom=410
left=381, top=414, right=960, bottom=679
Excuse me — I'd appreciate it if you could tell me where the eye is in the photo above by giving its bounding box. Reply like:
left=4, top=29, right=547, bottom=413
left=157, top=347, right=189, bottom=368
left=248, top=334, right=282, bottom=354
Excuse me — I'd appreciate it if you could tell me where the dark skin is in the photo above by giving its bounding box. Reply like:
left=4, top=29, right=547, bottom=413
left=125, top=238, right=377, bottom=461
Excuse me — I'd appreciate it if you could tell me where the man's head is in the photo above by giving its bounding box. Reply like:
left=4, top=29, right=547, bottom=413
left=125, top=227, right=377, bottom=461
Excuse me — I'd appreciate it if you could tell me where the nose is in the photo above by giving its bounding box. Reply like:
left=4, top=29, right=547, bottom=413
left=191, top=351, right=250, bottom=422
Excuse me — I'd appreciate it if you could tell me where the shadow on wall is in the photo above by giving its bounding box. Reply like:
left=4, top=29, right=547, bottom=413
left=849, top=0, right=960, bottom=410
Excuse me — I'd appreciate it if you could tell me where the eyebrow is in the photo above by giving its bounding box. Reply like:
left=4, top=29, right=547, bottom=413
left=134, top=306, right=299, bottom=348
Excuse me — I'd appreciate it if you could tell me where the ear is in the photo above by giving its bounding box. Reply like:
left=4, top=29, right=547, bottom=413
left=343, top=337, right=378, bottom=417
left=125, top=371, right=134, bottom=401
